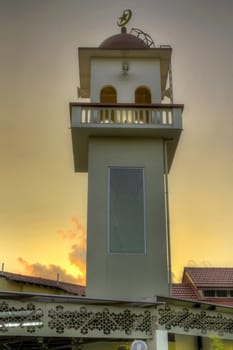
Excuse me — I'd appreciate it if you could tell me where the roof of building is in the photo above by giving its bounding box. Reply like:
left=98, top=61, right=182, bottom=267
left=99, top=28, right=148, bottom=49
left=0, top=271, right=85, bottom=296
left=1, top=268, right=233, bottom=307
left=171, top=267, right=233, bottom=307
left=183, top=267, right=233, bottom=288
left=171, top=283, right=199, bottom=300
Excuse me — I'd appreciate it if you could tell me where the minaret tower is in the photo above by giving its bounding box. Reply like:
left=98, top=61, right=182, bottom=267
left=70, top=10, right=183, bottom=299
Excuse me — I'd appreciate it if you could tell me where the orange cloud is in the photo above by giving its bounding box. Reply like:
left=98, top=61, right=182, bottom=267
left=57, top=229, right=77, bottom=241
left=17, top=257, right=84, bottom=285
left=57, top=216, right=86, bottom=241
left=17, top=217, right=87, bottom=286
left=69, top=244, right=86, bottom=273
left=57, top=216, right=86, bottom=280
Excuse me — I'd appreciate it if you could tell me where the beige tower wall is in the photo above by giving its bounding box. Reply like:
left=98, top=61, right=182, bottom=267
left=86, top=136, right=169, bottom=299
left=90, top=58, right=161, bottom=103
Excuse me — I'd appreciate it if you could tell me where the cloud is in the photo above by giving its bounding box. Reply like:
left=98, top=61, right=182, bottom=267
left=58, top=216, right=87, bottom=280
left=17, top=257, right=84, bottom=285
left=17, top=217, right=87, bottom=286
left=57, top=229, right=77, bottom=241
left=57, top=216, right=86, bottom=241
left=69, top=244, right=86, bottom=273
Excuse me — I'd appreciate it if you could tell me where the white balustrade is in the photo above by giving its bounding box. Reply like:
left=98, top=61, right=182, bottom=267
left=77, top=106, right=177, bottom=126
left=71, top=104, right=183, bottom=131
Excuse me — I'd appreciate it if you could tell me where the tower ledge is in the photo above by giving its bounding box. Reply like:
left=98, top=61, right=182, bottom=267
left=70, top=102, right=183, bottom=172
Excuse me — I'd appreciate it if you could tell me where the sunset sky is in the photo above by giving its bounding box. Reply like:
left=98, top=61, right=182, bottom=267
left=1, top=0, right=233, bottom=286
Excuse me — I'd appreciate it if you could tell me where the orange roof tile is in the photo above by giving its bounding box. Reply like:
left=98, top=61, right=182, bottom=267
left=183, top=267, right=233, bottom=288
left=172, top=283, right=199, bottom=300
left=0, top=271, right=85, bottom=296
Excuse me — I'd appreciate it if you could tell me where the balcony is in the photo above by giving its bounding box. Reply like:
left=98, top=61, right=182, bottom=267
left=70, top=103, right=184, bottom=172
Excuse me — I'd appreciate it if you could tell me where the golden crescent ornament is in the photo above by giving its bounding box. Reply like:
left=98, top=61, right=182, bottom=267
left=117, top=9, right=132, bottom=27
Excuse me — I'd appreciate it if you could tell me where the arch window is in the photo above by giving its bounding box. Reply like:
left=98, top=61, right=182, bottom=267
left=100, top=86, right=117, bottom=103
left=135, top=86, right=151, bottom=104
left=135, top=86, right=151, bottom=123
left=100, top=86, right=117, bottom=123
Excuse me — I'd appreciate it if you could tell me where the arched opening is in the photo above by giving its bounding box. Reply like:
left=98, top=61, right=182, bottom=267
left=100, top=86, right=117, bottom=122
left=100, top=86, right=117, bottom=103
left=135, top=86, right=151, bottom=104
left=135, top=86, right=151, bottom=123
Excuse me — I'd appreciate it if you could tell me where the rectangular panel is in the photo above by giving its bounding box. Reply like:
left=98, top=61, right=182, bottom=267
left=108, top=167, right=146, bottom=254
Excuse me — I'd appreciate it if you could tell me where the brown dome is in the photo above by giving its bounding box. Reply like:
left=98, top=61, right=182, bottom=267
left=100, top=29, right=148, bottom=49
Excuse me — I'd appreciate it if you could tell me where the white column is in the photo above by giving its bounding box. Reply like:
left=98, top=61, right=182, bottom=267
left=147, top=331, right=168, bottom=350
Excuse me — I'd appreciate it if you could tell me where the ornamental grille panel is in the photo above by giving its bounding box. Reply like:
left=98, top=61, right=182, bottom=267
left=0, top=301, right=43, bottom=333
left=157, top=305, right=233, bottom=337
left=0, top=299, right=233, bottom=340
left=0, top=300, right=154, bottom=339
left=48, top=305, right=154, bottom=336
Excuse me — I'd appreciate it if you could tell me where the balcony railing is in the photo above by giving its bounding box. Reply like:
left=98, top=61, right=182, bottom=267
left=70, top=103, right=183, bottom=129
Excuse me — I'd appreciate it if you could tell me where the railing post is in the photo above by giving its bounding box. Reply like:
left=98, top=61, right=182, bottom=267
left=121, top=109, right=124, bottom=123
left=93, top=108, right=98, bottom=123
left=82, top=107, right=88, bottom=123
left=172, top=108, right=182, bottom=129
left=71, top=106, right=82, bottom=126
left=156, top=109, right=162, bottom=124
